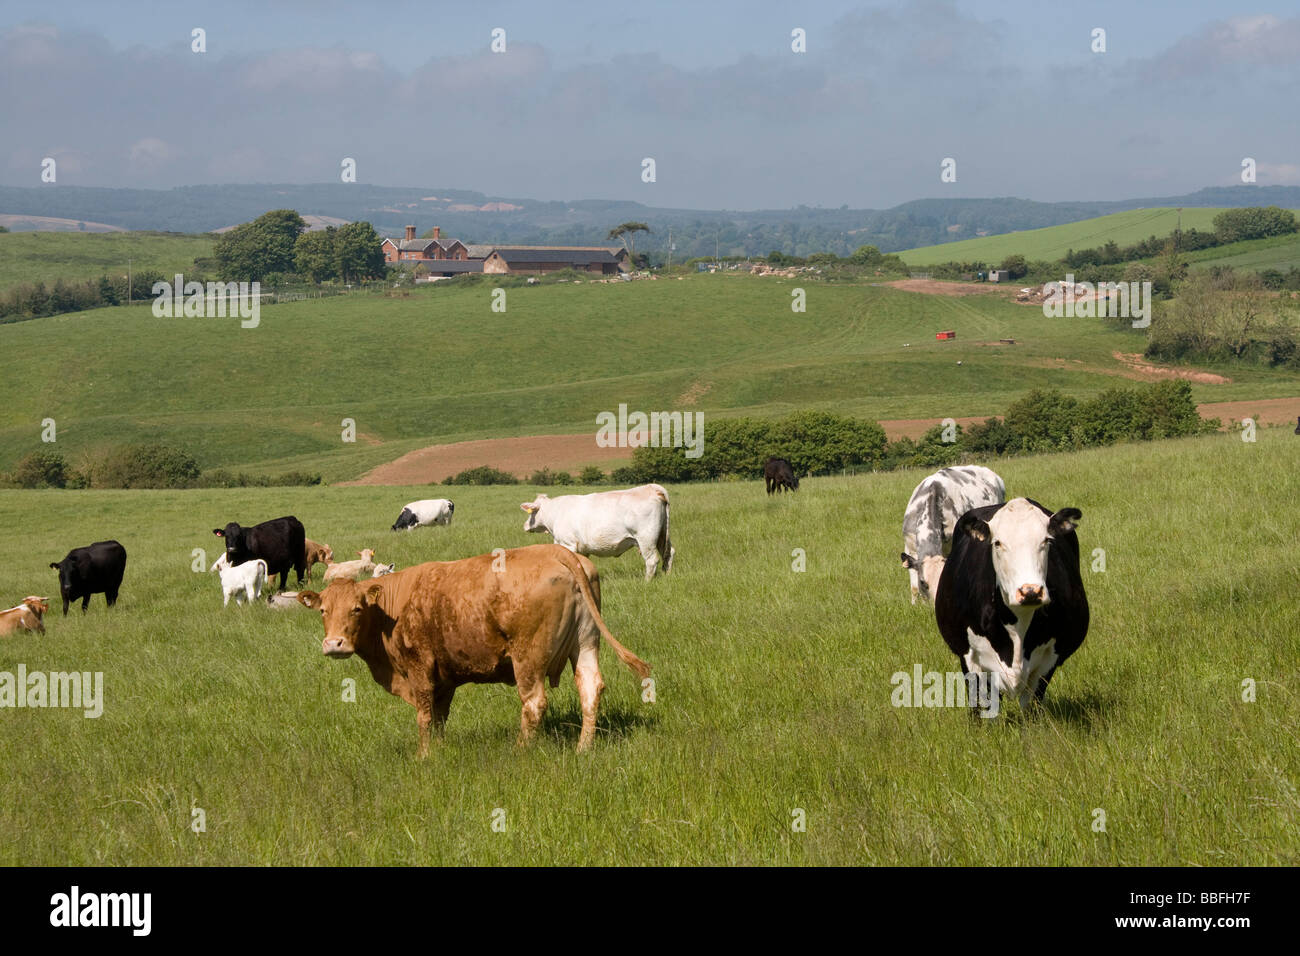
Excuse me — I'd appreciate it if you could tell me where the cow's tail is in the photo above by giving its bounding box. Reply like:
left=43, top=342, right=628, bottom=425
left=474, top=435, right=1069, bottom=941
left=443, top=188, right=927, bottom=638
left=551, top=548, right=651, bottom=680
left=652, top=485, right=673, bottom=572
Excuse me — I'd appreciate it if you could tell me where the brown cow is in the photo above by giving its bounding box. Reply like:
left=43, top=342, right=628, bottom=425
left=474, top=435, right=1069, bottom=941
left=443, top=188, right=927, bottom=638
left=297, top=544, right=650, bottom=755
left=0, top=596, right=50, bottom=636
left=303, top=539, right=334, bottom=580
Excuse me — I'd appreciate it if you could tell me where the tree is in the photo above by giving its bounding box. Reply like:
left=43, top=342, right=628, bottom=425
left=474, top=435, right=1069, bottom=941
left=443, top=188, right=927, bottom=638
left=214, top=209, right=307, bottom=282
left=999, top=254, right=1029, bottom=279
left=607, top=222, right=651, bottom=261
left=11, top=451, right=68, bottom=488
left=295, top=228, right=338, bottom=283
left=333, top=221, right=386, bottom=284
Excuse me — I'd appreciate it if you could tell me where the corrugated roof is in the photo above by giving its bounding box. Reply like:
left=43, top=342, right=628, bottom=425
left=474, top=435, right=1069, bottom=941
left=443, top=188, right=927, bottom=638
left=489, top=248, right=622, bottom=264
left=399, top=259, right=482, bottom=273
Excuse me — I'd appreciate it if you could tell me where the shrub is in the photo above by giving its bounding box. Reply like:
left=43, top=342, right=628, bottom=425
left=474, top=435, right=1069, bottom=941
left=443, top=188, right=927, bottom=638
left=11, top=450, right=68, bottom=488
left=90, top=443, right=202, bottom=489
left=578, top=465, right=606, bottom=484
left=443, top=465, right=519, bottom=485
left=1003, top=389, right=1080, bottom=452
left=528, top=467, right=574, bottom=486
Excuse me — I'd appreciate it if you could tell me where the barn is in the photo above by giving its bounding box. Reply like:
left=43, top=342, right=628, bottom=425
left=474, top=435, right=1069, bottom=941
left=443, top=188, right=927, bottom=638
left=482, top=247, right=629, bottom=276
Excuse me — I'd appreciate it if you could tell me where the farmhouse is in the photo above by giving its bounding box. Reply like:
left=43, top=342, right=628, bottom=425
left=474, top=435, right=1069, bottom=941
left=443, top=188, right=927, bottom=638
left=383, top=225, right=630, bottom=277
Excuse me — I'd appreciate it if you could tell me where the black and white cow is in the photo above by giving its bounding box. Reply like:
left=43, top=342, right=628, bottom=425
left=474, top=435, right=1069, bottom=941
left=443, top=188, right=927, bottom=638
left=900, top=465, right=1005, bottom=603
left=934, top=498, right=1088, bottom=711
left=49, top=540, right=127, bottom=616
left=213, top=516, right=306, bottom=590
left=391, top=499, right=454, bottom=531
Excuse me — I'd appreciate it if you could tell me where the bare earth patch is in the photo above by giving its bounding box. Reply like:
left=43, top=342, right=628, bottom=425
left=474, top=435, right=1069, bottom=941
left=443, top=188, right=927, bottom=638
left=881, top=279, right=1011, bottom=297
left=1111, top=352, right=1232, bottom=385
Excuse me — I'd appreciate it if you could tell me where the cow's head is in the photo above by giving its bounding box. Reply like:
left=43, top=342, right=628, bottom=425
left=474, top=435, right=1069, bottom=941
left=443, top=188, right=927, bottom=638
left=213, top=523, right=244, bottom=560
left=49, top=560, right=73, bottom=593
left=958, top=498, right=1081, bottom=609
left=900, top=552, right=945, bottom=603
left=321, top=545, right=334, bottom=563
left=297, top=580, right=386, bottom=658
left=357, top=549, right=376, bottom=563
left=23, top=596, right=49, bottom=617
left=520, top=495, right=550, bottom=533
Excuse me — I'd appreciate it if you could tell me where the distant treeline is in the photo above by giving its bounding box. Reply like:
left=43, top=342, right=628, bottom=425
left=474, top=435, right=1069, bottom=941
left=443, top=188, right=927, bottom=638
left=1, top=445, right=321, bottom=490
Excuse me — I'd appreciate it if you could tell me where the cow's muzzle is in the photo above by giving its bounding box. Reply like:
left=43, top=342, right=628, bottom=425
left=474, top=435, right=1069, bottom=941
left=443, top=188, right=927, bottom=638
left=1014, top=584, right=1046, bottom=606
left=321, top=637, right=354, bottom=658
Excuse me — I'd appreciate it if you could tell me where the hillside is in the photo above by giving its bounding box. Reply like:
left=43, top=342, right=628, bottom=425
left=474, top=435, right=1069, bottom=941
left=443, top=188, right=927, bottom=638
left=2, top=274, right=1296, bottom=481
left=0, top=230, right=214, bottom=293
left=4, top=183, right=1300, bottom=258
left=898, top=208, right=1231, bottom=266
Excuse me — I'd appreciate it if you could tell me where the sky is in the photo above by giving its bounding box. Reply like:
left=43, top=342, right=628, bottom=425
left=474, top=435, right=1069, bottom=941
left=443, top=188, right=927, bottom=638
left=2, top=0, right=1298, bottom=209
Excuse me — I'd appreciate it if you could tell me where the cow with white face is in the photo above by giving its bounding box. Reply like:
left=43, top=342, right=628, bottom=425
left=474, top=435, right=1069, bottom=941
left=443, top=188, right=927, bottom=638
left=900, top=465, right=1006, bottom=603
left=934, top=497, right=1088, bottom=712
left=521, top=484, right=674, bottom=581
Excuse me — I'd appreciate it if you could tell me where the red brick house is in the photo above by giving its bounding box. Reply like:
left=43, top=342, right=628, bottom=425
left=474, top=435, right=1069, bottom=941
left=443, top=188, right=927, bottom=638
left=381, top=225, right=469, bottom=263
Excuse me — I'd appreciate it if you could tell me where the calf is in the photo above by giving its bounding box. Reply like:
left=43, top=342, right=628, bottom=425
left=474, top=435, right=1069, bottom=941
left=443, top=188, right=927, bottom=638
left=372, top=563, right=396, bottom=577
left=303, top=539, right=334, bottom=579
left=324, top=549, right=377, bottom=584
left=214, top=558, right=268, bottom=607
left=0, top=597, right=50, bottom=636
left=49, top=540, right=127, bottom=616
left=297, top=544, right=649, bottom=754
left=391, top=499, right=454, bottom=531
left=212, top=516, right=306, bottom=590
left=934, top=498, right=1088, bottom=711
left=763, top=457, right=799, bottom=494
left=900, top=465, right=1006, bottom=604
left=521, top=484, right=674, bottom=581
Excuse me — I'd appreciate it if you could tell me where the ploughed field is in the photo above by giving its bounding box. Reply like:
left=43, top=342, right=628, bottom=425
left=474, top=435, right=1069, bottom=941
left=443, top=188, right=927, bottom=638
left=0, top=428, right=1295, bottom=865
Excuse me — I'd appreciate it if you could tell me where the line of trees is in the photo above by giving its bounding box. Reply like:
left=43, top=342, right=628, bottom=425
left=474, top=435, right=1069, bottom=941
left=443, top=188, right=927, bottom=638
left=215, top=209, right=385, bottom=284
left=0, top=445, right=320, bottom=489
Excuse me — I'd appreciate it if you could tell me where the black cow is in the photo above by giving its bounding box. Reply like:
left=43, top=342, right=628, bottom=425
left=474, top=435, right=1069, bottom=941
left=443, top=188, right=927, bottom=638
left=213, top=516, right=307, bottom=590
left=934, top=498, right=1088, bottom=712
left=764, top=457, right=799, bottom=495
left=49, top=540, right=127, bottom=616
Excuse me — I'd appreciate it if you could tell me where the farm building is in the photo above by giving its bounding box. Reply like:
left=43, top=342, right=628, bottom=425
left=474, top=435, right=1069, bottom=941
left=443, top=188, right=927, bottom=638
left=382, top=226, right=630, bottom=275
left=482, top=247, right=629, bottom=275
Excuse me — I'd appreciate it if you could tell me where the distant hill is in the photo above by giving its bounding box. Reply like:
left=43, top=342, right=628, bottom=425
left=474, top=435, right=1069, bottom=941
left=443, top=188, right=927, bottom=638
left=2, top=183, right=1300, bottom=259
left=0, top=231, right=214, bottom=294
left=0, top=213, right=124, bottom=233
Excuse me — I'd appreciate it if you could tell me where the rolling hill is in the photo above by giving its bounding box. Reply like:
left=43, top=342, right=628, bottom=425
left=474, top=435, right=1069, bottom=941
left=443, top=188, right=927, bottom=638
left=0, top=230, right=214, bottom=294
left=2, top=274, right=1296, bottom=481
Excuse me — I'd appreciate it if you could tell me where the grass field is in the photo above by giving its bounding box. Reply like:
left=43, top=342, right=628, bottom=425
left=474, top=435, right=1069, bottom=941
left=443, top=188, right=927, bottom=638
left=0, top=427, right=1295, bottom=865
left=4, top=274, right=1298, bottom=480
left=0, top=231, right=213, bottom=294
left=899, top=208, right=1241, bottom=267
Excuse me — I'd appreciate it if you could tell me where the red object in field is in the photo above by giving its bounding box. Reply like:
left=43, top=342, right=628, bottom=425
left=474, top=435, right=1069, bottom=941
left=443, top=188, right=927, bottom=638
left=935, top=330, right=956, bottom=340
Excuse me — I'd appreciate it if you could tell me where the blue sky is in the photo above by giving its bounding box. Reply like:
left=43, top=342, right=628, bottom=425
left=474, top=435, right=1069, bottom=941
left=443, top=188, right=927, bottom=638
left=2, top=0, right=1298, bottom=208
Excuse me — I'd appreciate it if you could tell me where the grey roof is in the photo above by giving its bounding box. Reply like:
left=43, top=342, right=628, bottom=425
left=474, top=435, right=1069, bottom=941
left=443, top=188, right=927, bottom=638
left=464, top=244, right=495, bottom=259
left=398, top=238, right=436, bottom=251
left=489, top=248, right=621, bottom=265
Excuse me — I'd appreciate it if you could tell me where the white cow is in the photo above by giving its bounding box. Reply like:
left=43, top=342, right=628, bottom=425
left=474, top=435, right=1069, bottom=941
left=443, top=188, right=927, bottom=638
left=324, top=549, right=378, bottom=584
left=900, top=465, right=1006, bottom=604
left=372, top=562, right=396, bottom=577
left=391, top=499, right=454, bottom=531
left=521, top=484, right=674, bottom=581
left=212, top=554, right=268, bottom=607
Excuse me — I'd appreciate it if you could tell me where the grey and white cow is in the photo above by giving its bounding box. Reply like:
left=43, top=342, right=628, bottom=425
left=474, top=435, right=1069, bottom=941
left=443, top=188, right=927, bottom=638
left=900, top=465, right=1006, bottom=604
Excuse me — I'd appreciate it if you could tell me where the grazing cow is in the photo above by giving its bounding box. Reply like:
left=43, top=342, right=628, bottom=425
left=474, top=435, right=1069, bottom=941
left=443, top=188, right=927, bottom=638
left=934, top=498, right=1088, bottom=711
left=391, top=499, right=454, bottom=531
left=213, top=558, right=268, bottom=607
left=212, top=516, right=306, bottom=590
left=303, top=539, right=334, bottom=580
left=900, top=465, right=1006, bottom=604
left=297, top=544, right=650, bottom=754
left=764, top=457, right=799, bottom=495
left=0, top=597, right=49, bottom=636
left=49, top=541, right=127, bottom=616
left=324, top=549, right=377, bottom=584
left=521, top=484, right=674, bottom=581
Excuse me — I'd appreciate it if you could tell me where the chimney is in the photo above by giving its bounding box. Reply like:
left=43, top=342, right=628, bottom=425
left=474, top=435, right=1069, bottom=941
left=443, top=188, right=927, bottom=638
left=404, top=225, right=415, bottom=241
left=433, top=226, right=441, bottom=240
